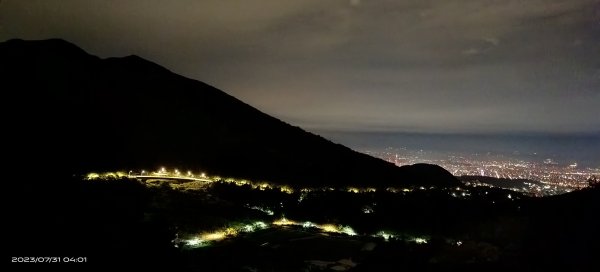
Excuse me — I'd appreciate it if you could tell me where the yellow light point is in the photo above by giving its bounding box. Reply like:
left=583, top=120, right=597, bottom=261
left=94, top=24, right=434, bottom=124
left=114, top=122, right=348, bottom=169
left=160, top=167, right=166, bottom=173
left=225, top=227, right=238, bottom=236
left=320, top=224, right=340, bottom=233
left=347, top=187, right=360, bottom=193
left=273, top=218, right=297, bottom=226
left=402, top=188, right=412, bottom=192
left=85, top=173, right=100, bottom=180
left=201, top=231, right=227, bottom=241
left=280, top=186, right=294, bottom=194
left=141, top=170, right=146, bottom=174
left=187, top=171, right=192, bottom=176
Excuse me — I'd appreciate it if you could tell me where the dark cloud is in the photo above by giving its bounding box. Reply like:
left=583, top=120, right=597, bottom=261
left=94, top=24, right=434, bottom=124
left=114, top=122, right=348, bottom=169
left=1, top=0, right=599, bottom=133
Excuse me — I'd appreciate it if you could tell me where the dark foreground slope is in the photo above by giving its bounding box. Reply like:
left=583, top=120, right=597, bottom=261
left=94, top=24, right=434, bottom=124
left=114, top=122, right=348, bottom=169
left=7, top=175, right=599, bottom=270
left=1, top=39, right=457, bottom=187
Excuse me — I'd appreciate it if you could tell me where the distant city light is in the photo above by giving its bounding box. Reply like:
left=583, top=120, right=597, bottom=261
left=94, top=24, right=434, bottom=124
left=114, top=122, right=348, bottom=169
left=365, top=149, right=599, bottom=196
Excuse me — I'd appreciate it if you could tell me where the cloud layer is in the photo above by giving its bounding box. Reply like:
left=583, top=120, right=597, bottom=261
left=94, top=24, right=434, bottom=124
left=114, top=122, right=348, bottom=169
left=1, top=0, right=599, bottom=133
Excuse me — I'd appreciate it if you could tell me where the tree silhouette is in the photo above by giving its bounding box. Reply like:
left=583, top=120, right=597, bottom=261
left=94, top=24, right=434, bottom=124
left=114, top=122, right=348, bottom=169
left=588, top=175, right=599, bottom=188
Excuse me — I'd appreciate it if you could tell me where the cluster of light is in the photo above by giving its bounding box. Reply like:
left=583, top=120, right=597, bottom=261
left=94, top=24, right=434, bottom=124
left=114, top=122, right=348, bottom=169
left=412, top=237, right=428, bottom=244
left=85, top=173, right=100, bottom=180
left=369, top=149, right=600, bottom=196
left=86, top=169, right=297, bottom=195
left=339, top=226, right=357, bottom=236
left=385, top=187, right=414, bottom=193
left=374, top=231, right=395, bottom=241
left=280, top=185, right=294, bottom=194
left=298, top=192, right=307, bottom=203
left=182, top=221, right=268, bottom=248
left=273, top=217, right=297, bottom=226
left=320, top=224, right=340, bottom=233
left=373, top=232, right=429, bottom=244
left=216, top=177, right=295, bottom=194
left=85, top=171, right=127, bottom=180
left=201, top=231, right=227, bottom=241
left=311, top=223, right=356, bottom=236
left=274, top=218, right=357, bottom=236
left=347, top=187, right=377, bottom=194
left=302, top=221, right=317, bottom=228
left=182, top=217, right=436, bottom=249
left=246, top=205, right=275, bottom=216
left=347, top=187, right=360, bottom=193
left=240, top=221, right=268, bottom=232
left=155, top=167, right=205, bottom=178
left=184, top=238, right=205, bottom=247
left=88, top=168, right=444, bottom=198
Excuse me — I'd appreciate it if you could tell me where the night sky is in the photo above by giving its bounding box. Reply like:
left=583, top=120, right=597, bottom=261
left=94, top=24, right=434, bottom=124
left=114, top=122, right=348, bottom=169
left=1, top=0, right=599, bottom=134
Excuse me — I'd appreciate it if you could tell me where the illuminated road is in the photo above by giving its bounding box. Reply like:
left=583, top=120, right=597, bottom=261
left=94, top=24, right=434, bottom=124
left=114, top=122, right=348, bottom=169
left=129, top=174, right=212, bottom=182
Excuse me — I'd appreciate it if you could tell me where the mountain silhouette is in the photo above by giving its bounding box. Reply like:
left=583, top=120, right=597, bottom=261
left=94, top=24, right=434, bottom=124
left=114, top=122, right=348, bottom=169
left=1, top=39, right=458, bottom=187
